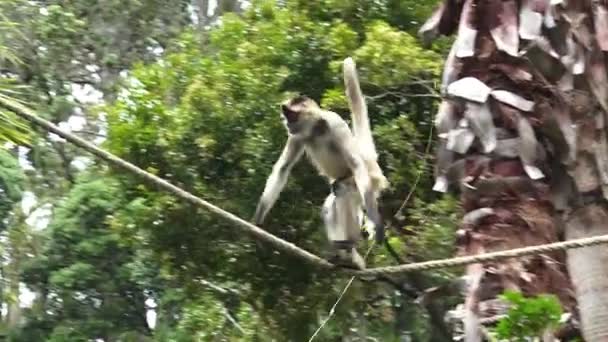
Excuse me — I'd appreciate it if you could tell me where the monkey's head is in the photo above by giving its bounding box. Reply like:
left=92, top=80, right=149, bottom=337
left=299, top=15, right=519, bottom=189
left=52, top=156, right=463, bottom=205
left=280, top=95, right=321, bottom=134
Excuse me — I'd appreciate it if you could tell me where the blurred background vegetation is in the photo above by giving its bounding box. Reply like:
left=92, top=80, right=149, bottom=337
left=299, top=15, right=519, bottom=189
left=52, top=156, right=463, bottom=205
left=0, top=0, right=470, bottom=340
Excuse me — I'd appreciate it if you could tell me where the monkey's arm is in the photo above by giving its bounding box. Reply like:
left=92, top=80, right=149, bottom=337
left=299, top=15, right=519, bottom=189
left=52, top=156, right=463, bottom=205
left=253, top=136, right=304, bottom=225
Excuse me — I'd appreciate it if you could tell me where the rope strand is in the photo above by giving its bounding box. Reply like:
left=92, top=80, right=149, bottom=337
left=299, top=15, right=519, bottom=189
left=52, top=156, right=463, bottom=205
left=350, top=234, right=608, bottom=276
left=4, top=97, right=608, bottom=276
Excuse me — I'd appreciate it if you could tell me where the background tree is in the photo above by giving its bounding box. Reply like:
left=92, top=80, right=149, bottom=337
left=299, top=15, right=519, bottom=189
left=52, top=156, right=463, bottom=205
left=100, top=1, right=462, bottom=340
left=0, top=2, right=31, bottom=146
left=15, top=175, right=150, bottom=341
left=0, top=0, right=194, bottom=339
left=11, top=0, right=595, bottom=340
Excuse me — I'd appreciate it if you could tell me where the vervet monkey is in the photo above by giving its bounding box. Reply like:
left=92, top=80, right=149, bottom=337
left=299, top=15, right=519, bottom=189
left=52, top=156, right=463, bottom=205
left=252, top=57, right=388, bottom=269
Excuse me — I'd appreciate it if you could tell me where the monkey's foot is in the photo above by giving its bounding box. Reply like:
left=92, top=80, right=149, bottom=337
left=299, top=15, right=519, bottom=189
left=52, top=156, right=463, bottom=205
left=328, top=248, right=366, bottom=270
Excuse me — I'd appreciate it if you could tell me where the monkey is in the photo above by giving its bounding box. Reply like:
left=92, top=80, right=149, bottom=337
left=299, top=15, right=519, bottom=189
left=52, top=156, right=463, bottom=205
left=252, top=57, right=389, bottom=269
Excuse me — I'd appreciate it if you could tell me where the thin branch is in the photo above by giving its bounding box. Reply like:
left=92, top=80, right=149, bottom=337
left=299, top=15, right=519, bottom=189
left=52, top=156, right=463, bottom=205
left=383, top=239, right=406, bottom=264
left=307, top=242, right=377, bottom=341
left=367, top=92, right=440, bottom=101
left=383, top=239, right=453, bottom=341
left=394, top=113, right=434, bottom=220
left=359, top=274, right=419, bottom=298
left=197, top=278, right=241, bottom=297
left=72, top=130, right=107, bottom=138
left=50, top=140, right=75, bottom=184
left=223, top=307, right=246, bottom=335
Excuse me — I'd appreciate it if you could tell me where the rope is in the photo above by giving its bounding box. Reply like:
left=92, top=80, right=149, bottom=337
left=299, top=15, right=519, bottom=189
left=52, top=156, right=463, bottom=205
left=350, top=234, right=608, bottom=276
left=4, top=97, right=608, bottom=277
left=0, top=96, right=334, bottom=270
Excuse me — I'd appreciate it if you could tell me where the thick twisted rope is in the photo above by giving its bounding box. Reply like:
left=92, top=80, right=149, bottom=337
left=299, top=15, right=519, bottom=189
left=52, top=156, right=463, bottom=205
left=3, top=96, right=608, bottom=277
left=351, top=235, right=608, bottom=276
left=0, top=96, right=334, bottom=270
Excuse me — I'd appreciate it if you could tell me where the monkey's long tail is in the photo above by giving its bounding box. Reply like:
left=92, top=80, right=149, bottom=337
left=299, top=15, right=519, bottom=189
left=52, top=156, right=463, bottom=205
left=343, top=57, right=378, bottom=162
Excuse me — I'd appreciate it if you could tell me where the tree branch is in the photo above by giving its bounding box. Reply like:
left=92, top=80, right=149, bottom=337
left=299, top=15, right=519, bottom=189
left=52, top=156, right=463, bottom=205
left=50, top=140, right=75, bottom=184
left=383, top=239, right=453, bottom=341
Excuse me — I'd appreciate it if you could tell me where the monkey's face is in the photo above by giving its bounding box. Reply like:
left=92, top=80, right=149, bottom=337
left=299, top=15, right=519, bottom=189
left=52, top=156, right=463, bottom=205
left=280, top=95, right=319, bottom=134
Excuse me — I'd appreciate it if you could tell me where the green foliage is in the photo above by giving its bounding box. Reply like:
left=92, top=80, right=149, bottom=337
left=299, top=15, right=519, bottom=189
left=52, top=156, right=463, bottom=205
left=0, top=149, right=24, bottom=231
left=0, top=0, right=25, bottom=66
left=18, top=176, right=150, bottom=341
left=350, top=21, right=441, bottom=85
left=159, top=293, right=262, bottom=341
left=0, top=2, right=32, bottom=146
left=0, top=149, right=24, bottom=201
left=492, top=291, right=563, bottom=341
left=381, top=196, right=458, bottom=271
left=101, top=0, right=455, bottom=339
left=3, top=0, right=459, bottom=340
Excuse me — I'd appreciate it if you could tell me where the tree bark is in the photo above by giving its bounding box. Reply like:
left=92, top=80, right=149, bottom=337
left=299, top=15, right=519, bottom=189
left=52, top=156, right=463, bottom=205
left=566, top=204, right=608, bottom=341
left=419, top=1, right=581, bottom=339
left=422, top=0, right=608, bottom=339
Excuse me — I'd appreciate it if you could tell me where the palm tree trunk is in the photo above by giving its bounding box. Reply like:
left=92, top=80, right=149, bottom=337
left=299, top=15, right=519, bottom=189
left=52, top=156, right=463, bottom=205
left=566, top=204, right=608, bottom=340
left=423, top=0, right=608, bottom=339
left=419, top=0, right=586, bottom=339
left=560, top=75, right=608, bottom=340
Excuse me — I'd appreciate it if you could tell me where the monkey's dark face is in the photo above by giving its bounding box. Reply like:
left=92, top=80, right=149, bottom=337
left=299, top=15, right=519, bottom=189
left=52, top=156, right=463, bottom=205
left=281, top=104, right=299, bottom=124
left=280, top=95, right=318, bottom=134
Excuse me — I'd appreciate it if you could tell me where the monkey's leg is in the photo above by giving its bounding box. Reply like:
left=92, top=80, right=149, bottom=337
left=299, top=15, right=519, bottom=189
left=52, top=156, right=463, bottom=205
left=322, top=189, right=366, bottom=269
left=343, top=186, right=364, bottom=242
left=322, top=193, right=345, bottom=241
left=341, top=186, right=366, bottom=269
